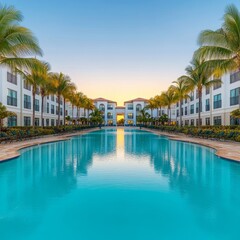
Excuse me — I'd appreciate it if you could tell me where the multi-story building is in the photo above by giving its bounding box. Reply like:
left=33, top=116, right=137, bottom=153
left=0, top=66, right=65, bottom=127
left=175, top=72, right=240, bottom=126
left=93, top=98, right=117, bottom=125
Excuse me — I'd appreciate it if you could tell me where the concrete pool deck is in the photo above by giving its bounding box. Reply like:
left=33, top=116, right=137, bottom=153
left=0, top=126, right=239, bottom=163
left=0, top=128, right=98, bottom=162
left=144, top=128, right=240, bottom=162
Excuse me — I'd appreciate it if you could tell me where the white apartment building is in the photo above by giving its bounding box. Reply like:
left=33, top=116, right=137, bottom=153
left=175, top=72, right=240, bottom=126
left=0, top=66, right=65, bottom=127
left=93, top=98, right=117, bottom=125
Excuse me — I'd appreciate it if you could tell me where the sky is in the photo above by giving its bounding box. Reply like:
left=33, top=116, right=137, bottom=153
left=4, top=0, right=240, bottom=105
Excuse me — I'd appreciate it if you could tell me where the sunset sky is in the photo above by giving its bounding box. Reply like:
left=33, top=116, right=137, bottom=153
left=6, top=0, right=240, bottom=105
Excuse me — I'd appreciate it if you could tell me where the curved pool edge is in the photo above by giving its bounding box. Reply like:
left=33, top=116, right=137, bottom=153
left=143, top=128, right=240, bottom=163
left=0, top=128, right=99, bottom=163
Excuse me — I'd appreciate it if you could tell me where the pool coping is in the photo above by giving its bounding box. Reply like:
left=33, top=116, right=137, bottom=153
left=143, top=128, right=240, bottom=162
left=0, top=128, right=99, bottom=163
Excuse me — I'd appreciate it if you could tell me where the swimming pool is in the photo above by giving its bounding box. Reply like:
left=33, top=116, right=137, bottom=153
left=0, top=128, right=240, bottom=239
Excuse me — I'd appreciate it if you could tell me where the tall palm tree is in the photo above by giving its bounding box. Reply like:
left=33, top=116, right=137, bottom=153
left=161, top=88, right=178, bottom=125
left=50, top=72, right=71, bottom=126
left=196, top=4, right=240, bottom=109
left=62, top=83, right=76, bottom=125
left=178, top=57, right=221, bottom=127
left=0, top=5, right=42, bottom=69
left=146, top=98, right=157, bottom=118
left=84, top=98, right=95, bottom=122
left=18, top=61, right=50, bottom=127
left=170, top=78, right=190, bottom=126
left=153, top=94, right=165, bottom=117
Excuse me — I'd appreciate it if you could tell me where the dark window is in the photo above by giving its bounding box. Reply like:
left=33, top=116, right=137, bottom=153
left=190, top=104, right=194, bottom=114
left=24, top=116, right=31, bottom=126
left=230, top=71, right=240, bottom=83
left=205, top=99, right=210, bottom=111
left=190, top=119, right=194, bottom=126
left=51, top=95, right=54, bottom=101
left=128, top=113, right=133, bottom=119
left=35, top=99, right=40, bottom=111
left=185, top=120, right=189, bottom=126
left=51, top=119, right=54, bottom=126
left=230, top=88, right=240, bottom=106
left=185, top=106, right=188, bottom=115
left=24, top=80, right=31, bottom=90
left=177, top=109, right=179, bottom=117
left=51, top=105, right=55, bottom=114
left=24, top=95, right=31, bottom=109
left=213, top=80, right=221, bottom=90
left=46, top=119, right=49, bottom=126
left=230, top=116, right=240, bottom=125
left=47, top=103, right=49, bottom=113
left=8, top=116, right=17, bottom=127
left=196, top=119, right=202, bottom=126
left=205, top=86, right=210, bottom=95
left=7, top=89, right=17, bottom=106
left=213, top=94, right=222, bottom=109
left=205, top=117, right=210, bottom=126
left=190, top=91, right=194, bottom=101
left=127, top=104, right=133, bottom=110
left=213, top=116, right=222, bottom=125
left=60, top=108, right=63, bottom=116
left=35, top=118, right=40, bottom=126
left=7, top=72, right=17, bottom=85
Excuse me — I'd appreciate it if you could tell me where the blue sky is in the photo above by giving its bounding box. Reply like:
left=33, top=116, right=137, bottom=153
left=4, top=0, right=240, bottom=105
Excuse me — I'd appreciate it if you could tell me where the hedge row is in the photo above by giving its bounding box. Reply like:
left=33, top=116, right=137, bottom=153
left=146, top=125, right=240, bottom=142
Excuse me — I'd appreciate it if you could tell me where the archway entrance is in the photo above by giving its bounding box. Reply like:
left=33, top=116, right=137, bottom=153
left=117, top=114, right=124, bottom=126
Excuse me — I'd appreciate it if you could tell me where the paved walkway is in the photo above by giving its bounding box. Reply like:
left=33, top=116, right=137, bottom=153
left=0, top=128, right=98, bottom=162
left=0, top=127, right=239, bottom=163
left=144, top=128, right=240, bottom=162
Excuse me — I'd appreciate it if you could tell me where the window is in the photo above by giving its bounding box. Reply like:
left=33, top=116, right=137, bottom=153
left=213, top=80, right=221, bottom=90
left=196, top=119, right=202, bottom=126
left=136, top=104, right=142, bottom=112
left=24, top=116, right=31, bottom=126
left=127, top=113, right=133, bottom=119
left=24, top=95, right=31, bottom=109
left=60, top=120, right=63, bottom=125
left=185, top=106, right=188, bottom=115
left=107, top=104, right=113, bottom=110
left=205, top=117, right=210, bottom=126
left=213, top=116, right=222, bottom=125
left=7, top=72, right=17, bottom=85
left=190, top=104, right=194, bottom=114
left=230, top=88, right=240, bottom=106
left=35, top=118, right=40, bottom=126
left=99, top=104, right=105, bottom=112
left=46, top=119, right=49, bottom=126
left=205, top=99, right=210, bottom=111
left=190, top=119, right=194, bottom=126
left=56, top=108, right=59, bottom=115
left=51, top=95, right=54, bottom=101
left=196, top=102, right=199, bottom=113
left=8, top=116, right=17, bottom=127
left=23, top=80, right=31, bottom=90
left=60, top=108, right=63, bottom=116
left=230, top=71, right=240, bottom=83
left=51, top=105, right=55, bottom=114
left=177, top=109, right=179, bottom=117
left=176, top=102, right=179, bottom=107
left=107, top=112, right=113, bottom=119
left=128, top=104, right=133, bottom=110
left=51, top=119, right=55, bottom=126
left=35, top=99, right=40, bottom=111
left=190, top=91, right=194, bottom=101
left=196, top=90, right=199, bottom=99
left=185, top=120, right=189, bottom=126
left=7, top=89, right=17, bottom=106
left=185, top=98, right=188, bottom=104
left=213, top=94, right=222, bottom=109
left=230, top=116, right=240, bottom=125
left=47, top=103, right=49, bottom=113
left=206, top=86, right=210, bottom=95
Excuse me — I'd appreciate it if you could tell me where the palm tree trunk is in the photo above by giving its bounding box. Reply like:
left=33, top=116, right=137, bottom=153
left=198, top=91, right=202, bottom=128
left=41, top=95, right=44, bottom=127
left=58, top=95, right=60, bottom=126
left=179, top=100, right=182, bottom=127
left=32, top=88, right=36, bottom=128
left=63, top=98, right=66, bottom=125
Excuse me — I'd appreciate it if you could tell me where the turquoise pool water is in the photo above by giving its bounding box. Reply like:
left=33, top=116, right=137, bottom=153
left=0, top=129, right=240, bottom=240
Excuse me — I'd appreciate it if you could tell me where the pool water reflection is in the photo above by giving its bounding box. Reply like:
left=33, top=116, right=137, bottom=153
left=0, top=129, right=240, bottom=240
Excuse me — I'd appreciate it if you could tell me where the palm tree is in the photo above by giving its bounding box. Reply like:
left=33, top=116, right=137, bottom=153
left=153, top=94, right=165, bottom=117
left=18, top=61, right=50, bottom=127
left=231, top=109, right=240, bottom=124
left=146, top=98, right=157, bottom=118
left=179, top=57, right=221, bottom=127
left=84, top=98, right=95, bottom=122
left=196, top=4, right=240, bottom=109
left=89, top=108, right=104, bottom=126
left=170, top=78, right=190, bottom=126
left=0, top=102, right=16, bottom=130
left=0, top=5, right=42, bottom=69
left=62, top=83, right=76, bottom=125
left=50, top=72, right=71, bottom=126
left=137, top=108, right=150, bottom=126
left=161, top=87, right=178, bottom=125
